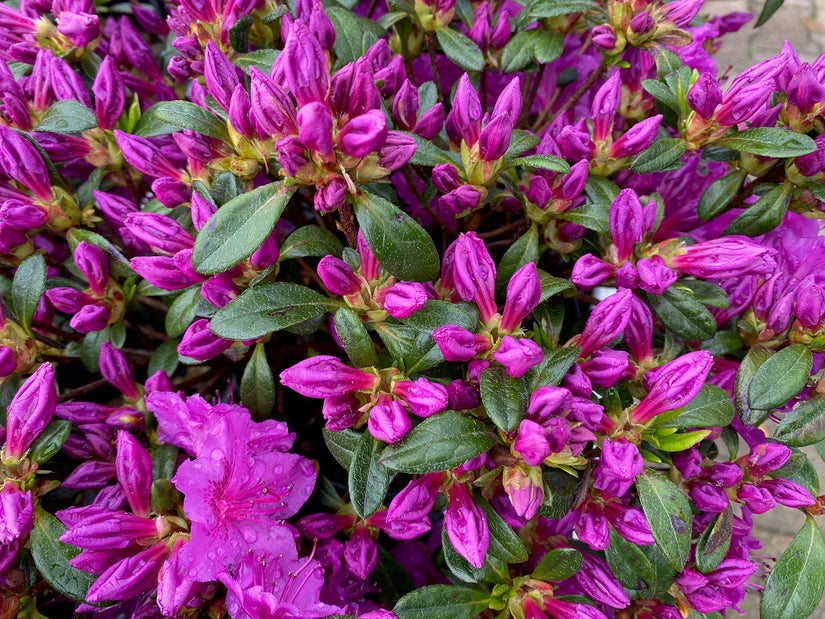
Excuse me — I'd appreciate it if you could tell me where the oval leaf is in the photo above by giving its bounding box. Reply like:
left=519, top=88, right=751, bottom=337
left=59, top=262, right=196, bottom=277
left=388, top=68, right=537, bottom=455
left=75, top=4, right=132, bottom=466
left=662, top=384, right=735, bottom=429
left=774, top=395, right=825, bottom=447
left=646, top=287, right=716, bottom=341
left=480, top=365, right=528, bottom=433
left=717, top=127, right=817, bottom=158
left=151, top=100, right=230, bottom=141
left=637, top=471, right=693, bottom=571
left=748, top=344, right=812, bottom=411
left=29, top=420, right=72, bottom=464
left=334, top=307, right=379, bottom=368
left=240, top=342, right=276, bottom=421
left=532, top=547, right=583, bottom=582
left=279, top=225, right=344, bottom=261
left=35, top=100, right=98, bottom=133
left=394, top=585, right=490, bottom=619
left=736, top=344, right=772, bottom=426
left=349, top=431, right=390, bottom=518
left=11, top=253, right=46, bottom=333
left=435, top=28, right=484, bottom=72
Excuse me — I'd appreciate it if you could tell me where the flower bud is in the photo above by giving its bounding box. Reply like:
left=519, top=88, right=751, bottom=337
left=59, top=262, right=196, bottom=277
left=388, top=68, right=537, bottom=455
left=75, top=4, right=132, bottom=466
left=580, top=349, right=630, bottom=389
left=386, top=472, right=443, bottom=524
left=318, top=255, right=361, bottom=295
left=746, top=442, right=791, bottom=477
left=631, top=351, right=713, bottom=424
left=591, top=24, right=617, bottom=51
left=494, top=336, right=543, bottom=378
left=338, top=110, right=388, bottom=157
left=322, top=394, right=361, bottom=431
left=74, top=241, right=109, bottom=296
left=445, top=483, right=488, bottom=568
left=448, top=379, right=480, bottom=410
left=113, top=131, right=182, bottom=180
left=688, top=73, right=722, bottom=118
left=624, top=295, right=653, bottom=362
left=4, top=363, right=57, bottom=459
left=439, top=185, right=485, bottom=214
left=391, top=377, right=449, bottom=417
left=608, top=115, right=662, bottom=158
left=504, top=465, right=543, bottom=519
left=0, top=483, right=33, bottom=544
left=467, top=3, right=492, bottom=50
left=281, top=356, right=378, bottom=398
left=69, top=302, right=109, bottom=334
left=513, top=419, right=549, bottom=466
left=99, top=342, right=139, bottom=399
left=249, top=67, right=298, bottom=137
left=377, top=131, right=416, bottom=171
left=92, top=56, right=125, bottom=130
left=115, top=431, right=152, bottom=517
left=571, top=254, right=616, bottom=291
left=58, top=10, right=100, bottom=47
left=759, top=478, right=815, bottom=508
left=378, top=282, right=428, bottom=318
left=478, top=114, right=513, bottom=161
left=432, top=325, right=491, bottom=361
left=594, top=439, right=643, bottom=497
left=490, top=11, right=511, bottom=48
left=637, top=256, right=677, bottom=296
left=591, top=72, right=621, bottom=142
left=578, top=289, right=634, bottom=358
left=50, top=56, right=92, bottom=107
left=203, top=41, right=239, bottom=113
left=527, top=386, right=573, bottom=424
left=795, top=134, right=825, bottom=177
left=343, top=526, right=378, bottom=579
left=501, top=262, right=541, bottom=332
left=0, top=126, right=52, bottom=201
left=414, top=103, right=444, bottom=140
left=736, top=483, right=776, bottom=514
left=670, top=237, right=776, bottom=279
left=368, top=399, right=412, bottom=443
left=445, top=74, right=482, bottom=146
left=298, top=102, right=334, bottom=155
left=130, top=256, right=200, bottom=291
left=124, top=212, right=194, bottom=255
left=392, top=79, right=419, bottom=131
left=452, top=232, right=497, bottom=321
left=283, top=20, right=329, bottom=107
left=178, top=319, right=233, bottom=361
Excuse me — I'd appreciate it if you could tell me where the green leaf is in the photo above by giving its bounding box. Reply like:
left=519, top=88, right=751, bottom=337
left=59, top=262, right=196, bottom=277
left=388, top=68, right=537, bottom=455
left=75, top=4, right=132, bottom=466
left=773, top=450, right=820, bottom=496
left=808, top=181, right=825, bottom=202
left=532, top=547, right=582, bottom=582
left=761, top=516, right=825, bottom=619
left=351, top=191, right=439, bottom=282
left=697, top=169, right=747, bottom=221
left=494, top=225, right=540, bottom=294
left=654, top=429, right=710, bottom=451
left=323, top=428, right=361, bottom=471
left=533, top=29, right=564, bottom=63
left=133, top=103, right=178, bottom=138
left=662, top=384, right=735, bottom=428
left=755, top=0, right=785, bottom=25
left=150, top=100, right=230, bottom=141
left=556, top=201, right=610, bottom=235
left=537, top=270, right=574, bottom=302
left=646, top=287, right=716, bottom=341
left=507, top=154, right=571, bottom=173
left=80, top=326, right=109, bottom=373
left=393, top=585, right=490, bottom=619
left=66, top=228, right=132, bottom=279
left=678, top=280, right=730, bottom=309
left=631, top=138, right=686, bottom=174
left=402, top=131, right=457, bottom=166
left=31, top=507, right=96, bottom=603
left=229, top=13, right=253, bottom=52
left=723, top=183, right=790, bottom=236
left=736, top=344, right=772, bottom=426
left=334, top=307, right=379, bottom=369
left=480, top=365, right=528, bottom=433
left=233, top=49, right=281, bottom=73
left=380, top=411, right=496, bottom=473
left=209, top=172, right=244, bottom=206
left=210, top=282, right=339, bottom=340
left=165, top=286, right=202, bottom=338
left=527, top=0, right=598, bottom=19
left=538, top=468, right=579, bottom=519
left=240, top=343, right=276, bottom=421
left=505, top=130, right=542, bottom=160
left=525, top=347, right=581, bottom=392
left=442, top=526, right=489, bottom=583
left=349, top=431, right=390, bottom=518
left=701, top=330, right=743, bottom=355
left=148, top=338, right=180, bottom=377
left=695, top=505, right=733, bottom=574
left=328, top=8, right=386, bottom=67
left=749, top=344, right=812, bottom=411
left=11, top=253, right=46, bottom=333
left=35, top=100, right=98, bottom=133
left=435, top=27, right=483, bottom=72
left=500, top=30, right=542, bottom=72
left=656, top=48, right=683, bottom=77
left=192, top=182, right=295, bottom=275
left=478, top=496, right=529, bottom=563
left=774, top=395, right=825, bottom=447
left=605, top=530, right=656, bottom=590
left=717, top=128, right=817, bottom=158
left=641, top=79, right=679, bottom=112
left=29, top=420, right=71, bottom=464
left=279, top=226, right=344, bottom=261
left=637, top=470, right=693, bottom=571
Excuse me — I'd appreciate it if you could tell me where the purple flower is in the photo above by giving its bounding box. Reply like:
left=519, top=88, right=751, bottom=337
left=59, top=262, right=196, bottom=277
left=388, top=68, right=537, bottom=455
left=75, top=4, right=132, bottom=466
left=669, top=237, right=777, bottom=278
left=571, top=254, right=616, bottom=291
left=452, top=232, right=497, bottom=322
left=92, top=56, right=125, bottom=130
left=610, top=188, right=643, bottom=262
left=317, top=255, right=361, bottom=295
left=514, top=419, right=550, bottom=466
left=298, top=102, right=334, bottom=155
left=391, top=377, right=449, bottom=417
left=631, top=351, right=713, bottom=424
left=99, top=342, right=139, bottom=399
left=500, top=262, right=541, bottom=332
left=282, top=21, right=329, bottom=107
left=0, top=483, right=33, bottom=544
left=593, top=439, right=643, bottom=497
left=637, top=256, right=677, bottom=295
left=591, top=72, right=621, bottom=142
left=280, top=356, right=378, bottom=399
left=113, top=131, right=182, bottom=180
left=688, top=73, right=722, bottom=118
left=378, top=281, right=428, bottom=318
left=415, top=103, right=444, bottom=140
left=114, top=431, right=152, bottom=518
left=337, top=110, right=388, bottom=157
left=494, top=336, right=543, bottom=378
left=57, top=10, right=100, bottom=47
left=445, top=74, right=482, bottom=146
left=74, top=241, right=109, bottom=296
left=444, top=483, right=488, bottom=569
left=608, top=115, right=662, bottom=158
left=368, top=399, right=412, bottom=443
left=178, top=319, right=233, bottom=361
left=393, top=79, right=419, bottom=131
left=577, top=289, right=634, bottom=358
left=4, top=363, right=56, bottom=459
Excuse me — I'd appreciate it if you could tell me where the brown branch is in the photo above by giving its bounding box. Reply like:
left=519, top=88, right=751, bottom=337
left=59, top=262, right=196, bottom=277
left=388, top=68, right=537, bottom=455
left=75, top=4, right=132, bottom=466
left=57, top=378, right=110, bottom=403
left=519, top=64, right=546, bottom=129
left=33, top=321, right=83, bottom=343
left=337, top=201, right=358, bottom=248
left=426, top=35, right=444, bottom=105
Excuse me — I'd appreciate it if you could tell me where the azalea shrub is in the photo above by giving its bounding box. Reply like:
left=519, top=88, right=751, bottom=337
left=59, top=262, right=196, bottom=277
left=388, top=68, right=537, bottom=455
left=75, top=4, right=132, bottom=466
left=3, top=0, right=825, bottom=617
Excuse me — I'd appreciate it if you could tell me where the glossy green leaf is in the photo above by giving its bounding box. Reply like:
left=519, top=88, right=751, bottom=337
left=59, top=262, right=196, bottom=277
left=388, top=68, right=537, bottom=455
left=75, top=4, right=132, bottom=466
left=326, top=7, right=386, bottom=66
left=393, top=585, right=490, bottom=619
left=774, top=395, right=825, bottom=447
left=637, top=470, right=693, bottom=571
left=661, top=384, right=735, bottom=428
left=736, top=344, right=772, bottom=426
left=279, top=226, right=344, bottom=261
left=642, top=79, right=679, bottom=112
left=605, top=530, right=656, bottom=590
left=240, top=343, right=276, bottom=421
left=505, top=130, right=542, bottom=160
left=723, top=183, right=790, bottom=236
left=538, top=468, right=579, bottom=519
left=480, top=365, right=528, bottom=433
left=334, top=307, right=379, bottom=368
left=380, top=411, right=496, bottom=473
left=537, top=270, right=573, bottom=302
left=695, top=505, right=733, bottom=574
left=631, top=138, right=686, bottom=174
left=35, top=100, right=98, bottom=133
left=233, top=49, right=281, bottom=73
left=31, top=507, right=96, bottom=603
left=193, top=182, right=295, bottom=274
left=150, top=100, right=230, bottom=141
left=11, top=253, right=46, bottom=332
left=749, top=344, right=812, bottom=411
left=323, top=428, right=361, bottom=471
left=29, top=420, right=71, bottom=464
left=148, top=338, right=180, bottom=377
left=210, top=282, right=340, bottom=340
left=165, top=286, right=202, bottom=338
left=507, top=154, right=571, bottom=173
left=349, top=431, right=390, bottom=518
left=403, top=132, right=457, bottom=166
left=717, top=128, right=817, bottom=158
left=532, top=547, right=582, bottom=582
left=435, top=27, right=484, bottom=72
left=478, top=495, right=529, bottom=563
left=494, top=225, right=540, bottom=295
left=556, top=201, right=611, bottom=235
left=646, top=286, right=716, bottom=341
left=526, top=346, right=581, bottom=392
left=697, top=169, right=747, bottom=221
left=755, top=0, right=784, bottom=25
left=761, top=516, right=825, bottom=619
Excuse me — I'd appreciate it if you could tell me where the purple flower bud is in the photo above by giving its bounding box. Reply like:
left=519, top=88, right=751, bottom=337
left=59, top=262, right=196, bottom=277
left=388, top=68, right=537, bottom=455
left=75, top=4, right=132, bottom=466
left=99, top=342, right=139, bottom=399
left=557, top=120, right=594, bottom=161
left=787, top=63, right=825, bottom=112
left=0, top=484, right=33, bottom=544
left=338, top=110, right=388, bottom=157
left=391, top=377, right=449, bottom=417
left=580, top=349, right=630, bottom=389
left=85, top=543, right=168, bottom=604
left=124, top=212, right=194, bottom=255
left=478, top=114, right=513, bottom=161
left=467, top=3, right=492, bottom=50
left=624, top=295, right=653, bottom=362
left=368, top=399, right=412, bottom=443
left=637, top=256, right=677, bottom=296
left=275, top=136, right=309, bottom=178
left=227, top=84, right=254, bottom=138
left=298, top=102, right=334, bottom=155
left=448, top=379, right=480, bottom=410
left=130, top=256, right=200, bottom=291
left=432, top=163, right=462, bottom=193
left=445, top=74, right=482, bottom=146
left=386, top=472, right=443, bottom=523
left=433, top=324, right=491, bottom=361
left=795, top=281, right=825, bottom=328
left=115, top=431, right=152, bottom=517
left=453, top=232, right=497, bottom=321
left=670, top=237, right=776, bottom=279
left=491, top=77, right=522, bottom=128
left=702, top=462, right=743, bottom=487
left=501, top=262, right=541, bottom=332
left=563, top=362, right=593, bottom=398
left=662, top=0, right=704, bottom=26
left=71, top=302, right=110, bottom=333
left=249, top=67, right=298, bottom=137
left=576, top=506, right=610, bottom=551
left=190, top=192, right=217, bottom=231
left=490, top=11, right=511, bottom=49
left=591, top=72, right=621, bottom=142
left=559, top=160, right=589, bottom=201
left=178, top=319, right=232, bottom=361
left=378, top=281, right=428, bottom=318
left=92, top=56, right=125, bottom=130
left=311, top=177, right=345, bottom=213
left=318, top=255, right=361, bottom=295
left=309, top=0, right=336, bottom=50
left=795, top=134, right=825, bottom=177
left=608, top=115, right=662, bottom=158
left=298, top=513, right=354, bottom=539
left=0, top=348, right=17, bottom=378
left=203, top=41, right=240, bottom=113
left=439, top=185, right=485, bottom=215
left=49, top=56, right=92, bottom=107
left=445, top=483, right=488, bottom=569
left=689, top=484, right=729, bottom=512
left=132, top=5, right=169, bottom=35
left=0, top=200, right=46, bottom=230
left=747, top=443, right=791, bottom=477
left=571, top=254, right=616, bottom=291
left=73, top=241, right=109, bottom=296
left=4, top=363, right=57, bottom=459
left=348, top=64, right=382, bottom=118
left=46, top=287, right=91, bottom=314
left=113, top=131, right=182, bottom=180
left=151, top=177, right=189, bottom=209
left=591, top=24, right=617, bottom=50
left=0, top=126, right=52, bottom=201
left=528, top=386, right=573, bottom=424
left=281, top=355, right=378, bottom=398
left=514, top=419, right=550, bottom=466
left=118, top=17, right=162, bottom=80
left=358, top=230, right=380, bottom=282
left=283, top=20, right=329, bottom=107
left=321, top=394, right=360, bottom=431
left=607, top=504, right=654, bottom=546
left=688, top=73, right=722, bottom=118
left=392, top=79, right=419, bottom=131
left=58, top=10, right=100, bottom=47
left=504, top=465, right=543, bottom=520
left=377, top=131, right=416, bottom=172
left=759, top=478, right=815, bottom=508
left=414, top=102, right=444, bottom=140
left=578, top=289, right=634, bottom=358
left=631, top=351, right=713, bottom=424
left=716, top=81, right=775, bottom=126
left=494, top=336, right=543, bottom=378
left=609, top=188, right=643, bottom=262
left=736, top=483, right=776, bottom=513
left=594, top=439, right=643, bottom=497
left=344, top=526, right=378, bottom=579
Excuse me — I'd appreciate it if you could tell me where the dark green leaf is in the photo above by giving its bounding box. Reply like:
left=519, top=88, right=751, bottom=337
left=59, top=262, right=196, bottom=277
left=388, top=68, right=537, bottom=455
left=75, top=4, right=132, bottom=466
left=537, top=270, right=573, bottom=302
left=774, top=395, right=825, bottom=447
left=532, top=547, right=582, bottom=581
left=700, top=330, right=743, bottom=355
left=656, top=48, right=683, bottom=76
left=736, top=344, right=772, bottom=426
left=637, top=470, right=692, bottom=571
left=480, top=365, right=528, bottom=433
left=192, top=182, right=295, bottom=274
left=165, top=286, right=202, bottom=338
left=505, top=130, right=542, bottom=160
left=393, top=585, right=490, bottom=619
left=334, top=307, right=379, bottom=369
left=380, top=411, right=496, bottom=473
left=773, top=450, right=820, bottom=496
left=151, top=100, right=230, bottom=141
left=349, top=431, right=390, bottom=518
left=402, top=132, right=457, bottom=166
left=641, top=79, right=679, bottom=112
left=327, top=8, right=386, bottom=66
left=697, top=169, right=747, bottom=220
left=31, top=507, right=96, bottom=603
left=323, top=428, right=361, bottom=471
left=352, top=191, right=440, bottom=282
left=500, top=31, right=540, bottom=72
left=532, top=298, right=565, bottom=348
left=723, top=183, right=790, bottom=236
left=240, top=343, right=276, bottom=421
left=133, top=103, right=178, bottom=138
left=605, top=530, right=655, bottom=590
left=761, top=516, right=825, bottom=619
left=233, top=49, right=281, bottom=73
left=494, top=225, right=540, bottom=294
left=717, top=128, right=817, bottom=158
left=755, top=0, right=785, bottom=25
left=678, top=280, right=730, bottom=309
left=374, top=546, right=416, bottom=606
left=442, top=526, right=489, bottom=583
left=209, top=172, right=244, bottom=206
left=229, top=13, right=253, bottom=52
left=809, top=181, right=825, bottom=202
left=695, top=505, right=733, bottom=573
left=662, top=384, right=734, bottom=428
left=631, top=138, right=686, bottom=174
left=11, top=253, right=46, bottom=332
left=29, top=420, right=71, bottom=464
left=528, top=0, right=598, bottom=19
left=279, top=225, right=344, bottom=261
left=538, top=468, right=580, bottom=519
left=148, top=338, right=180, bottom=377
left=478, top=496, right=529, bottom=563
left=35, top=100, right=98, bottom=133
left=210, top=282, right=339, bottom=340
left=526, top=347, right=581, bottom=392
left=435, top=28, right=483, bottom=72
left=80, top=326, right=109, bottom=373
left=507, top=154, right=571, bottom=173
left=749, top=344, right=812, bottom=411
left=533, top=29, right=564, bottom=63
left=646, top=287, right=716, bottom=341
left=557, top=200, right=611, bottom=235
